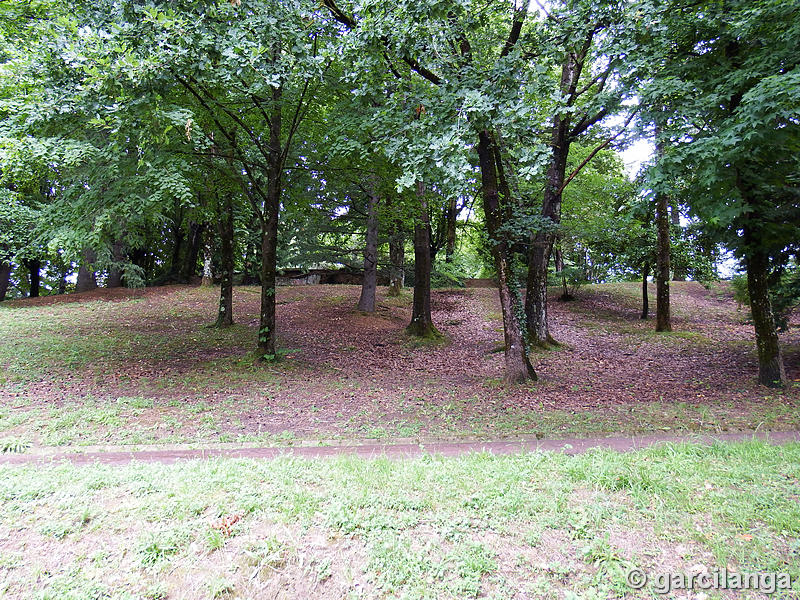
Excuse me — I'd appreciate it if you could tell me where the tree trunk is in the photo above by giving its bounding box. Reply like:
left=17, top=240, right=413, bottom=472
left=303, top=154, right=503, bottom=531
left=746, top=246, right=786, bottom=387
left=445, top=195, right=457, bottom=262
left=0, top=260, right=11, bottom=301
left=477, top=130, right=536, bottom=384
left=201, top=244, right=214, bottom=287
left=388, top=222, right=405, bottom=297
left=357, top=188, right=379, bottom=312
left=76, top=249, right=98, bottom=293
left=525, top=101, right=571, bottom=347
left=180, top=221, right=205, bottom=283
left=257, top=85, right=282, bottom=358
left=24, top=259, right=40, bottom=298
left=655, top=190, right=672, bottom=332
left=107, top=241, right=125, bottom=288
left=406, top=181, right=438, bottom=337
left=641, top=261, right=649, bottom=320
left=215, top=191, right=235, bottom=327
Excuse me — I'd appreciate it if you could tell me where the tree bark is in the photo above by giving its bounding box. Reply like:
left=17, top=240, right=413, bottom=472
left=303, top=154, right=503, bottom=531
left=213, top=190, right=235, bottom=327
left=477, top=130, right=536, bottom=384
left=655, top=190, right=672, bottom=332
left=257, top=85, right=282, bottom=358
left=641, top=262, right=649, bottom=320
left=357, top=188, right=379, bottom=312
left=525, top=78, right=572, bottom=346
left=445, top=195, right=457, bottom=262
left=76, top=249, right=98, bottom=293
left=406, top=181, right=438, bottom=337
left=746, top=245, right=786, bottom=387
left=180, top=221, right=205, bottom=282
left=24, top=259, right=40, bottom=298
left=107, top=241, right=125, bottom=288
left=201, top=244, right=214, bottom=287
left=0, top=261, right=11, bottom=301
left=388, top=221, right=405, bottom=296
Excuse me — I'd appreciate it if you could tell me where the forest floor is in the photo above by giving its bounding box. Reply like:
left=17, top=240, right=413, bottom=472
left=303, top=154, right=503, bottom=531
left=0, top=281, right=799, bottom=450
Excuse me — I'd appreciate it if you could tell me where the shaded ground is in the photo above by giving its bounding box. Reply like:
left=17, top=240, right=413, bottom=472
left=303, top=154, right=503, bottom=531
left=0, top=282, right=798, bottom=449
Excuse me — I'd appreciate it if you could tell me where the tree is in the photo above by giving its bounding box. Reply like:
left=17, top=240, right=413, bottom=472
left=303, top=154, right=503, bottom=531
left=642, top=0, right=800, bottom=386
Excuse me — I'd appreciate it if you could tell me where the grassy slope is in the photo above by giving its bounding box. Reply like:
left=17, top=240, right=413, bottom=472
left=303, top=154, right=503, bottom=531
left=1, top=441, right=798, bottom=599
left=0, top=282, right=798, bottom=450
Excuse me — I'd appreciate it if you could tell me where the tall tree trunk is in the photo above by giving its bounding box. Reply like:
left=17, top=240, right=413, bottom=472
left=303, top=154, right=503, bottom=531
left=445, top=195, right=457, bottom=263
left=477, top=130, right=536, bottom=384
left=180, top=221, right=204, bottom=283
left=357, top=188, right=379, bottom=312
left=407, top=181, right=438, bottom=337
left=388, top=221, right=405, bottom=297
left=655, top=189, right=672, bottom=332
left=215, top=190, right=235, bottom=327
left=525, top=94, right=571, bottom=347
left=76, top=249, right=98, bottom=293
left=0, top=260, right=11, bottom=301
left=746, top=245, right=786, bottom=387
left=641, top=261, right=649, bottom=320
left=257, top=85, right=282, bottom=358
left=107, top=241, right=125, bottom=288
left=24, top=259, right=40, bottom=298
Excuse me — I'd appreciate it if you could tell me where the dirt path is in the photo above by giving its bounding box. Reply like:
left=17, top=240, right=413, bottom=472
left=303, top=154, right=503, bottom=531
left=2, top=430, right=798, bottom=466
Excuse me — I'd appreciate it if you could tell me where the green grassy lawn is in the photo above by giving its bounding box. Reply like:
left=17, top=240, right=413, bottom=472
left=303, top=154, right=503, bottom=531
left=1, top=441, right=798, bottom=599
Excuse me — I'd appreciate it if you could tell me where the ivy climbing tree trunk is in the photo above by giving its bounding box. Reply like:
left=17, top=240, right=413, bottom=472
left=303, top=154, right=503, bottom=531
left=357, top=188, right=379, bottom=313
left=477, top=130, right=536, bottom=384
left=745, top=239, right=787, bottom=388
left=407, top=181, right=438, bottom=337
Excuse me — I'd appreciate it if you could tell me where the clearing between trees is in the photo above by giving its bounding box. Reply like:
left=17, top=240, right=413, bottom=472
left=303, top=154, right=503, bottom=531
left=0, top=281, right=798, bottom=451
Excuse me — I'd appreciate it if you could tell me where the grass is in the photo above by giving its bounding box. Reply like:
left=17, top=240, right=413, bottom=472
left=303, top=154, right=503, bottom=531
left=1, top=441, right=799, bottom=598
left=1, top=283, right=798, bottom=450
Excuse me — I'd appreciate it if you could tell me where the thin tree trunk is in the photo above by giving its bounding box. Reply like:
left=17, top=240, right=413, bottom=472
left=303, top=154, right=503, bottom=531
left=76, top=249, right=98, bottom=293
left=388, top=221, right=405, bottom=297
left=655, top=189, right=672, bottom=332
left=180, top=221, right=204, bottom=283
left=0, top=260, right=12, bottom=301
left=746, top=245, right=786, bottom=387
left=641, top=262, right=649, bottom=320
left=257, top=85, right=282, bottom=358
left=201, top=244, right=214, bottom=287
left=107, top=241, right=125, bottom=288
left=24, top=259, right=40, bottom=298
left=407, top=181, right=438, bottom=337
left=357, top=188, right=379, bottom=312
left=215, top=191, right=235, bottom=327
left=477, top=130, right=536, bottom=384
left=445, top=195, right=457, bottom=262
left=670, top=201, right=686, bottom=281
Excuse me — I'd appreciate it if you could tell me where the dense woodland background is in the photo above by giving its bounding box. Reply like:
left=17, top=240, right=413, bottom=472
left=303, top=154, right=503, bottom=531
left=0, top=0, right=798, bottom=387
